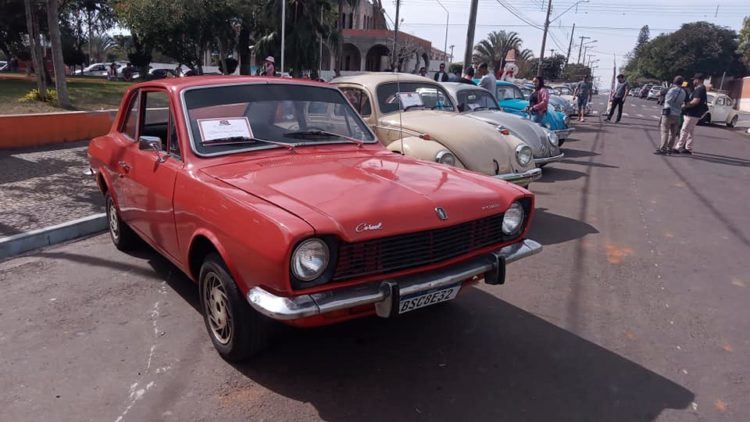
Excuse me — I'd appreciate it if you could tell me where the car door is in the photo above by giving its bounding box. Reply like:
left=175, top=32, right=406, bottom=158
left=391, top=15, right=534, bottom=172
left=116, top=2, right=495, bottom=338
left=119, top=89, right=182, bottom=259
left=716, top=96, right=730, bottom=122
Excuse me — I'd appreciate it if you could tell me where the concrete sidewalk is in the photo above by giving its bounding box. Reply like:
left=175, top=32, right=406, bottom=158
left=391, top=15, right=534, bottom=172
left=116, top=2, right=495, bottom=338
left=0, top=140, right=103, bottom=237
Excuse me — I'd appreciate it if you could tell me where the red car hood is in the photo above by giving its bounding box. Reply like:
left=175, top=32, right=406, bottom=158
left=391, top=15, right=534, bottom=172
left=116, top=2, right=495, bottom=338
left=200, top=149, right=526, bottom=242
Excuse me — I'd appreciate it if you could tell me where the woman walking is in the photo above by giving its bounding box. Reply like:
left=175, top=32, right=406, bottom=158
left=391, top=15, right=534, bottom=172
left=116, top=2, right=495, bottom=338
left=527, top=76, right=550, bottom=126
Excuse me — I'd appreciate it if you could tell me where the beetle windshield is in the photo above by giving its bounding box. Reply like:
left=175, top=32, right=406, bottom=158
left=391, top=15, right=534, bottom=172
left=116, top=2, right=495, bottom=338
left=183, top=83, right=376, bottom=155
left=456, top=89, right=500, bottom=111
left=376, top=82, right=455, bottom=114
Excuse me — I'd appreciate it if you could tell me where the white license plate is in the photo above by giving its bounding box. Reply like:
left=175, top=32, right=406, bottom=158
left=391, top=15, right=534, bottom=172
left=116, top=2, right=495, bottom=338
left=398, top=285, right=461, bottom=315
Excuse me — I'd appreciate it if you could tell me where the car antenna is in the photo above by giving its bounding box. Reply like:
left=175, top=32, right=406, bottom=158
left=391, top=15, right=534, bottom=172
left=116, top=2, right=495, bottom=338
left=397, top=71, right=404, bottom=155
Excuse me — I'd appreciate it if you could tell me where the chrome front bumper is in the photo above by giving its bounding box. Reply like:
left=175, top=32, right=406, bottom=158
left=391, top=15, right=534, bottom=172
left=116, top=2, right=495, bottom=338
left=496, top=167, right=542, bottom=186
left=534, top=152, right=565, bottom=165
left=247, top=239, right=543, bottom=321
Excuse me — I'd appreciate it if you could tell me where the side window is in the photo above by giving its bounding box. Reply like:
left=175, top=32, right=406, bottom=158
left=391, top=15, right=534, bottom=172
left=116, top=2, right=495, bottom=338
left=340, top=88, right=372, bottom=117
left=120, top=91, right=139, bottom=140
left=141, top=91, right=172, bottom=152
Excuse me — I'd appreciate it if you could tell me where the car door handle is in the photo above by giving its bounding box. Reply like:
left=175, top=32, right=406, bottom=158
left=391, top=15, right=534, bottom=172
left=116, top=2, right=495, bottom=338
left=117, top=160, right=130, bottom=174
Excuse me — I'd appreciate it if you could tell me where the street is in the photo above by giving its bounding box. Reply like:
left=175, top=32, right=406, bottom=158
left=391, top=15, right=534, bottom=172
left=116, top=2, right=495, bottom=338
left=1, top=94, right=748, bottom=421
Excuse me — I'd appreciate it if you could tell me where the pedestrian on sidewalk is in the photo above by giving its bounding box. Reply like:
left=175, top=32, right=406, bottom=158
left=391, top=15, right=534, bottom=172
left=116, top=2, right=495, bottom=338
left=527, top=76, right=550, bottom=126
left=673, top=73, right=708, bottom=154
left=605, top=74, right=630, bottom=123
left=262, top=56, right=277, bottom=77
left=458, top=66, right=476, bottom=85
left=655, top=75, right=686, bottom=155
left=434, top=63, right=449, bottom=82
left=573, top=75, right=592, bottom=122
left=477, top=63, right=497, bottom=101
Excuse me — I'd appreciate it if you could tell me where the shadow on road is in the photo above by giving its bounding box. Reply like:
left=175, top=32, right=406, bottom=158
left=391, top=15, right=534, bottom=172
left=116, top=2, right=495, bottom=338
left=233, top=288, right=693, bottom=421
left=528, top=207, right=599, bottom=245
left=560, top=148, right=599, bottom=159
left=536, top=167, right=587, bottom=183
left=690, top=152, right=750, bottom=168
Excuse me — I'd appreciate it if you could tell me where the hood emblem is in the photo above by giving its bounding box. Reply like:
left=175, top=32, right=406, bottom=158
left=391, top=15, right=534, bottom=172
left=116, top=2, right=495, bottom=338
left=355, top=222, right=383, bottom=233
left=435, top=207, right=448, bottom=221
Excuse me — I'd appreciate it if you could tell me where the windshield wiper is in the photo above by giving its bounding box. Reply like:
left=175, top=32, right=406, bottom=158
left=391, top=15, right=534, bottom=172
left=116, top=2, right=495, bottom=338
left=403, top=104, right=425, bottom=111
left=200, top=136, right=298, bottom=151
left=283, top=130, right=365, bottom=147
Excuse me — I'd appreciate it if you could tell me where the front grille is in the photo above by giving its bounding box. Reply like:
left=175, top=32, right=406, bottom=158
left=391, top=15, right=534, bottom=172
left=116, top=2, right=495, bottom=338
left=334, top=213, right=509, bottom=281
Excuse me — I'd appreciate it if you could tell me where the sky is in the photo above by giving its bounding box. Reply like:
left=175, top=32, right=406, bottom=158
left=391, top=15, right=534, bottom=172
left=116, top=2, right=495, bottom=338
left=381, top=0, right=749, bottom=86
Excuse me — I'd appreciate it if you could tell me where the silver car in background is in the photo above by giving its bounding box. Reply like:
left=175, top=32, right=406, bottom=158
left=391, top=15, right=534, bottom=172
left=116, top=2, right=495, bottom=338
left=441, top=82, right=565, bottom=167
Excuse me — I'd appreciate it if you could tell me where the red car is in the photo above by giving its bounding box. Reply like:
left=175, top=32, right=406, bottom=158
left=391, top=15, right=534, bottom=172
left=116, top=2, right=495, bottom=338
left=88, top=76, right=542, bottom=361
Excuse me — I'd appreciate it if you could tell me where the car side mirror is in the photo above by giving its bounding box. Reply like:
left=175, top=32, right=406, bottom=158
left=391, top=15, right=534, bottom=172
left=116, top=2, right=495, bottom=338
left=139, top=136, right=167, bottom=163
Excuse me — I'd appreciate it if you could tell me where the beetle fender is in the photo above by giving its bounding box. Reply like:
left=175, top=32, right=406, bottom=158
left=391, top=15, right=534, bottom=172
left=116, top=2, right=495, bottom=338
left=386, top=137, right=465, bottom=168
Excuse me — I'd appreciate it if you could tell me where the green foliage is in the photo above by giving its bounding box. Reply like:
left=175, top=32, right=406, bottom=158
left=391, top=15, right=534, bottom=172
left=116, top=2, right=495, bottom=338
left=525, top=54, right=567, bottom=80
left=626, top=21, right=747, bottom=82
left=472, top=31, right=523, bottom=72
left=19, top=88, right=58, bottom=104
left=635, top=25, right=650, bottom=56
left=738, top=17, right=750, bottom=66
left=563, top=63, right=592, bottom=81
left=448, top=63, right=463, bottom=74
left=0, top=0, right=28, bottom=59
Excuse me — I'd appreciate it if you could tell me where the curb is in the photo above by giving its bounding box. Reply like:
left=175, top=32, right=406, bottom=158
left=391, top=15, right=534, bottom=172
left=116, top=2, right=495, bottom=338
left=0, top=213, right=107, bottom=260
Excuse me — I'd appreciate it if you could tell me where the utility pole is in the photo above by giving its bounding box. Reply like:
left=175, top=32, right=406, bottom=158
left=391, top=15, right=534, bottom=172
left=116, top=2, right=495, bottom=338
left=280, top=0, right=286, bottom=74
left=565, top=23, right=575, bottom=66
left=550, top=49, right=555, bottom=56
left=449, top=44, right=455, bottom=63
left=576, top=35, right=589, bottom=64
left=537, top=0, right=553, bottom=75
left=392, top=0, right=401, bottom=70
left=464, top=0, right=479, bottom=67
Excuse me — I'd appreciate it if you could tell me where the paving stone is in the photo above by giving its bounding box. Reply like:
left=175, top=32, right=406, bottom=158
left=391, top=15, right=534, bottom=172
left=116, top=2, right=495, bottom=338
left=0, top=141, right=102, bottom=237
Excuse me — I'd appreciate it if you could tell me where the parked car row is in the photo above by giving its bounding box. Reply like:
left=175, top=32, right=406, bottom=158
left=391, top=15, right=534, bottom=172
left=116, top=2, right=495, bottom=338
left=89, top=73, right=575, bottom=361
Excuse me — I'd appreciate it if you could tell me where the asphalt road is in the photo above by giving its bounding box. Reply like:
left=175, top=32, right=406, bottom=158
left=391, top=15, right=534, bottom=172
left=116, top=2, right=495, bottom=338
left=1, top=95, right=748, bottom=421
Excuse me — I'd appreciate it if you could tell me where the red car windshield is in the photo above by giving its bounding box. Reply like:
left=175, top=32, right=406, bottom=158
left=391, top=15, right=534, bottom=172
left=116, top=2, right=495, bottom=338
left=183, top=83, right=376, bottom=155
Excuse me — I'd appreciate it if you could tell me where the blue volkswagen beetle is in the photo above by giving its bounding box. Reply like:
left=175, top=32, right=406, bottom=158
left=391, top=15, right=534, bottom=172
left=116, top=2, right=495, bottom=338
left=494, top=80, right=573, bottom=145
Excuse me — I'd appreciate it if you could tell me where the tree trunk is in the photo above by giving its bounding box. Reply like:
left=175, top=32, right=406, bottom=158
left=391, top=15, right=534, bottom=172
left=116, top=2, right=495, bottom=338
left=24, top=0, right=47, bottom=100
left=336, top=0, right=343, bottom=72
left=47, top=0, right=71, bottom=108
left=86, top=10, right=93, bottom=64
left=238, top=26, right=250, bottom=75
left=217, top=37, right=228, bottom=75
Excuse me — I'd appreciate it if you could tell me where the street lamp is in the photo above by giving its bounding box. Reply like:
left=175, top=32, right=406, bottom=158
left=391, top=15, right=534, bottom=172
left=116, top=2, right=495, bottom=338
left=435, top=0, right=450, bottom=63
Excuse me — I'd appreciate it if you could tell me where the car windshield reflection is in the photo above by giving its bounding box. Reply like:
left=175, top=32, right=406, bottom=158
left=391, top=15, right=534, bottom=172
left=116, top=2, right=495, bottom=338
left=183, top=83, right=376, bottom=155
left=376, top=82, right=455, bottom=114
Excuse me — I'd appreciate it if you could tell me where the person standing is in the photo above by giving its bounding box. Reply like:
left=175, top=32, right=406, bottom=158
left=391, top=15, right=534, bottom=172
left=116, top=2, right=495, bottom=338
left=673, top=73, right=708, bottom=154
left=573, top=75, right=592, bottom=122
left=433, top=63, right=449, bottom=81
left=418, top=67, right=427, bottom=77
left=262, top=56, right=277, bottom=76
left=605, top=74, right=629, bottom=122
left=477, top=63, right=497, bottom=101
left=527, top=76, right=550, bottom=126
left=458, top=66, right=476, bottom=85
left=655, top=76, right=686, bottom=154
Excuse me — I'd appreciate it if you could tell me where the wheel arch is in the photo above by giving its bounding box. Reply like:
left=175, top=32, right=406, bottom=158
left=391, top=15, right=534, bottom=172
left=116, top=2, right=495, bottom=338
left=187, top=230, right=239, bottom=286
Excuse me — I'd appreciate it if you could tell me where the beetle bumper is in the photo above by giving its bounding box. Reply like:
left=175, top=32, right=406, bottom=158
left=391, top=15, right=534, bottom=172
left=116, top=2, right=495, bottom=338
left=534, top=152, right=565, bottom=165
left=495, top=167, right=542, bottom=186
left=554, top=127, right=574, bottom=140
left=247, top=239, right=542, bottom=321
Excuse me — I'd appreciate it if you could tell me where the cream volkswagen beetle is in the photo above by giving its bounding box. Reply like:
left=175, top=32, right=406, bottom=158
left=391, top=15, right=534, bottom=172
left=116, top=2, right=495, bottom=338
left=331, top=73, right=541, bottom=187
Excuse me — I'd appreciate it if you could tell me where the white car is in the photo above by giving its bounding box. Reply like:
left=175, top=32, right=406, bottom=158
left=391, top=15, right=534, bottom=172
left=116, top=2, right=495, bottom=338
left=646, top=86, right=662, bottom=101
left=0, top=60, right=7, bottom=71
left=74, top=62, right=111, bottom=77
left=703, top=93, right=740, bottom=127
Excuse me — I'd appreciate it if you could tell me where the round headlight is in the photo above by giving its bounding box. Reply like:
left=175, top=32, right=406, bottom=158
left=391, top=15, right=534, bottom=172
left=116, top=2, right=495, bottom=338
left=502, top=202, right=525, bottom=235
left=515, top=144, right=533, bottom=167
left=436, top=150, right=456, bottom=166
left=563, top=115, right=570, bottom=126
left=547, top=131, right=559, bottom=146
left=291, top=238, right=330, bottom=281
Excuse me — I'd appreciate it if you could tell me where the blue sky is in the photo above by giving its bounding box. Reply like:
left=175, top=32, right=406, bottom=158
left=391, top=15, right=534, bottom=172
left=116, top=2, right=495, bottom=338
left=382, top=0, right=749, bottom=85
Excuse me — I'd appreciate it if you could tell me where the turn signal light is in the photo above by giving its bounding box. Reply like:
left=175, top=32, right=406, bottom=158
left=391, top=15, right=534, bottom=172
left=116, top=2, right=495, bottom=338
left=419, top=133, right=432, bottom=140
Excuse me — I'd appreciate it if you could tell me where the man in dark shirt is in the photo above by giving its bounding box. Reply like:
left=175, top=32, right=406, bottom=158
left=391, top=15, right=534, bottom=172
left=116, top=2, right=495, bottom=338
left=605, top=74, right=629, bottom=123
left=433, top=63, right=449, bottom=82
left=673, top=73, right=708, bottom=154
left=458, top=66, right=476, bottom=85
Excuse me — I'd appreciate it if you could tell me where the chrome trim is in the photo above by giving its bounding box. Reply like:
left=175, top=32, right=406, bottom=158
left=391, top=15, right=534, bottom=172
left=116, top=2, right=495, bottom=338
left=495, top=167, right=542, bottom=186
left=534, top=152, right=565, bottom=165
left=435, top=149, right=455, bottom=164
left=515, top=144, right=533, bottom=167
left=247, top=239, right=543, bottom=320
left=553, top=128, right=574, bottom=139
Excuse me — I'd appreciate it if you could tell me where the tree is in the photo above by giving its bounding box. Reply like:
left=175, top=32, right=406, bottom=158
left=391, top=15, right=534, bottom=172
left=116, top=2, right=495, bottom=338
left=525, top=54, right=566, bottom=80
left=46, top=0, right=71, bottom=108
left=563, top=63, right=592, bottom=81
left=0, top=0, right=28, bottom=60
left=738, top=16, right=750, bottom=66
left=635, top=25, right=650, bottom=56
left=472, top=31, right=522, bottom=72
left=24, top=0, right=47, bottom=100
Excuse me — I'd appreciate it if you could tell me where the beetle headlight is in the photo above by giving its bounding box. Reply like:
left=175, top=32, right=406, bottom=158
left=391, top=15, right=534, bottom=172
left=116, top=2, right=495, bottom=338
left=291, top=238, right=330, bottom=282
left=502, top=201, right=525, bottom=235
left=436, top=150, right=456, bottom=166
left=547, top=131, right=559, bottom=146
left=515, top=144, right=533, bottom=167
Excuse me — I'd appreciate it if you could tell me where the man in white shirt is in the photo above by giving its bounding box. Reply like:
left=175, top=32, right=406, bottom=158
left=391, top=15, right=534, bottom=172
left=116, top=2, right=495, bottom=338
left=477, top=63, right=497, bottom=101
left=433, top=63, right=449, bottom=82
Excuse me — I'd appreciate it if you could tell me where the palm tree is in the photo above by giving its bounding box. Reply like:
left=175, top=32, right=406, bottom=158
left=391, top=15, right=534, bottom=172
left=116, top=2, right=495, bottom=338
left=85, top=35, right=117, bottom=63
left=472, top=31, right=522, bottom=72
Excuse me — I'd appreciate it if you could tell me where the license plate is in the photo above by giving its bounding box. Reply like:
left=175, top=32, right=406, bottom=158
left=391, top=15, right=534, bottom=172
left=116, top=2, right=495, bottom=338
left=398, top=285, right=461, bottom=315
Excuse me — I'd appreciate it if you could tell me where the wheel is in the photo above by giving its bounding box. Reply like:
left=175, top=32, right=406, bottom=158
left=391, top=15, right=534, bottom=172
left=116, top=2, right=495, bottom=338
left=728, top=115, right=738, bottom=128
left=558, top=138, right=566, bottom=147
left=699, top=113, right=711, bottom=126
left=105, top=192, right=139, bottom=251
left=199, top=253, right=268, bottom=361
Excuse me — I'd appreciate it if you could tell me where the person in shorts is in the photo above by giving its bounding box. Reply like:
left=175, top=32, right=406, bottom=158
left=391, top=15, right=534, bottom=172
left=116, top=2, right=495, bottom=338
left=573, top=75, right=592, bottom=122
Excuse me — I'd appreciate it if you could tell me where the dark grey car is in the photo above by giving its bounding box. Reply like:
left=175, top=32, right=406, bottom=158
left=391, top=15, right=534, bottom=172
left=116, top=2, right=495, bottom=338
left=441, top=82, right=564, bottom=166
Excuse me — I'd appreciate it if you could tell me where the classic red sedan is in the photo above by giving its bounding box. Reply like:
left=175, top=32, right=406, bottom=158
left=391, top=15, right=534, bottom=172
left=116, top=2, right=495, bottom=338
left=88, top=76, right=542, bottom=361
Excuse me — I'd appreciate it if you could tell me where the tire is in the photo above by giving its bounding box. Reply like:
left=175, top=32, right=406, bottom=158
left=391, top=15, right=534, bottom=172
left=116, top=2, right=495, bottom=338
left=558, top=138, right=566, bottom=147
left=728, top=115, right=738, bottom=128
left=105, top=192, right=139, bottom=251
left=699, top=113, right=711, bottom=126
left=199, top=253, right=268, bottom=362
